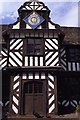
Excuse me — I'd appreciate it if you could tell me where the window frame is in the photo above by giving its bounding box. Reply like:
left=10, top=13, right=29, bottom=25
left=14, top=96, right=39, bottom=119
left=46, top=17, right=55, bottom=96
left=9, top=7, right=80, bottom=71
left=24, top=37, right=44, bottom=56
left=66, top=46, right=80, bottom=62
left=24, top=80, right=43, bottom=94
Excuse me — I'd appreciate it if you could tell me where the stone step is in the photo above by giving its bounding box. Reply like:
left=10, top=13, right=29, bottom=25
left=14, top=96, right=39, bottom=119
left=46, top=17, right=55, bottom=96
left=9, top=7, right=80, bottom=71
left=2, top=118, right=80, bottom=120
left=2, top=113, right=80, bottom=120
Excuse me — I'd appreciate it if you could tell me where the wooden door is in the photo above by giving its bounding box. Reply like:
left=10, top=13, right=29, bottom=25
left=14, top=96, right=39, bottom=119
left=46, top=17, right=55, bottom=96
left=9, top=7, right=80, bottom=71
left=24, top=80, right=46, bottom=115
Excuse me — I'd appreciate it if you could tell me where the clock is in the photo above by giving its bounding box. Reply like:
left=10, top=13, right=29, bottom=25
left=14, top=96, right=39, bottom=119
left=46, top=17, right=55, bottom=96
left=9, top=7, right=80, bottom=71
left=23, top=12, right=44, bottom=29
left=28, top=12, right=40, bottom=25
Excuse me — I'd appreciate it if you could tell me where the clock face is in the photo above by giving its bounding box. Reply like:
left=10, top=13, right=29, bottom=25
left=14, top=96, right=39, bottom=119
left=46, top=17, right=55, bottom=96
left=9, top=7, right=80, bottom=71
left=28, top=13, right=40, bottom=25
left=23, top=12, right=44, bottom=29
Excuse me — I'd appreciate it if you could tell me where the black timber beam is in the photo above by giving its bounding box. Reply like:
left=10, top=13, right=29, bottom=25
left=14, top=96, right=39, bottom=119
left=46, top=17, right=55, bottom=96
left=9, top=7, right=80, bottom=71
left=3, top=66, right=80, bottom=76
left=3, top=29, right=61, bottom=39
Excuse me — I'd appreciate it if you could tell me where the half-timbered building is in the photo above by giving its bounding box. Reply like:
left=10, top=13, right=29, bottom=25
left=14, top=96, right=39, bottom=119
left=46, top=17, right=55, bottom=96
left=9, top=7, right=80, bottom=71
left=0, top=0, right=80, bottom=119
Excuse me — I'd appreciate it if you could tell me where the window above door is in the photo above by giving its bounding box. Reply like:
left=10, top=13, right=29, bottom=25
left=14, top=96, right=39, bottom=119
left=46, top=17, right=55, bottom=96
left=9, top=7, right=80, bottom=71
left=24, top=80, right=43, bottom=94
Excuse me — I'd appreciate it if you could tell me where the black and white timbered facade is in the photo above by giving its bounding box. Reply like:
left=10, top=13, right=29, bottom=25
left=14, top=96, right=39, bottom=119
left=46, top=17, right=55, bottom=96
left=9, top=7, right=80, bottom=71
left=0, top=0, right=80, bottom=118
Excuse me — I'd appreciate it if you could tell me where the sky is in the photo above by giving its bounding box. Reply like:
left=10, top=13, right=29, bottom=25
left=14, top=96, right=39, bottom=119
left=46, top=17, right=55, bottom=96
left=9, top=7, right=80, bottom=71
left=0, top=0, right=80, bottom=27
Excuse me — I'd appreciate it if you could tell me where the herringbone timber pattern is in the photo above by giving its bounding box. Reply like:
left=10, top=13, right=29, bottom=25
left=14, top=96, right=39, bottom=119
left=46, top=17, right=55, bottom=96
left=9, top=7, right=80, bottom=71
left=48, top=73, right=56, bottom=113
left=11, top=75, right=21, bottom=114
left=45, top=39, right=59, bottom=66
left=60, top=48, right=67, bottom=71
left=0, top=48, right=7, bottom=69
left=8, top=39, right=23, bottom=67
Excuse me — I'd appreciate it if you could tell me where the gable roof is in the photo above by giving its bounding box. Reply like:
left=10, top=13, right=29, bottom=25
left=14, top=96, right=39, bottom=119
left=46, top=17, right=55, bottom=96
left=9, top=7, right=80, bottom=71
left=18, top=1, right=50, bottom=14
left=61, top=27, right=80, bottom=44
